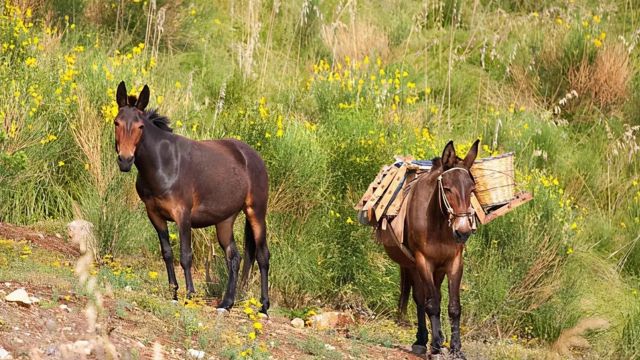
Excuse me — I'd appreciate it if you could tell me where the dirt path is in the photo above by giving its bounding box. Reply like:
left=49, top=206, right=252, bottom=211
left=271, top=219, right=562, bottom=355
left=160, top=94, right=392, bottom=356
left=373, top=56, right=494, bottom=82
left=0, top=223, right=546, bottom=359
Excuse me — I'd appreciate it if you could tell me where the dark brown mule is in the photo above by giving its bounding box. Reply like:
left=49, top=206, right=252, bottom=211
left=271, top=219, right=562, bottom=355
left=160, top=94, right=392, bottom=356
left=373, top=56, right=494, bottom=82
left=113, top=81, right=270, bottom=313
left=382, top=140, right=479, bottom=359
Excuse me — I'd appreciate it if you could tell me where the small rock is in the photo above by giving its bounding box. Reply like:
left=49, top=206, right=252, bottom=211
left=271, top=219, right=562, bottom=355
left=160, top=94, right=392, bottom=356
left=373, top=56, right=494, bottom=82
left=45, top=319, right=57, bottom=332
left=5, top=288, right=32, bottom=306
left=29, top=296, right=40, bottom=304
left=59, top=304, right=70, bottom=312
left=171, top=299, right=179, bottom=305
left=45, top=345, right=58, bottom=356
left=124, top=286, right=133, bottom=292
left=215, top=308, right=228, bottom=315
left=309, top=311, right=354, bottom=330
left=187, top=349, right=205, bottom=359
left=324, top=344, right=336, bottom=351
left=72, top=340, right=92, bottom=355
left=291, top=318, right=305, bottom=329
left=0, top=347, right=12, bottom=360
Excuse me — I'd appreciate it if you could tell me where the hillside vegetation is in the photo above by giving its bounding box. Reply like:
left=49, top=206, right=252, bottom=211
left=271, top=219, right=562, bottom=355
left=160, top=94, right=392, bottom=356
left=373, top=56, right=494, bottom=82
left=0, top=0, right=639, bottom=358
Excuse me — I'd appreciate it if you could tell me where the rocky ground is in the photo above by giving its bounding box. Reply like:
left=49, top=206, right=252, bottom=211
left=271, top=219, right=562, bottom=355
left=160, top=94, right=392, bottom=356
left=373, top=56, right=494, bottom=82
left=0, top=222, right=547, bottom=359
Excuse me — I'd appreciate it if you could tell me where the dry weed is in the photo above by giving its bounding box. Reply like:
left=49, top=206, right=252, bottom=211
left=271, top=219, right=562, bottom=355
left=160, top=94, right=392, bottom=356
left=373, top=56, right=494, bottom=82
left=548, top=318, right=610, bottom=359
left=321, top=19, right=388, bottom=62
left=569, top=44, right=631, bottom=110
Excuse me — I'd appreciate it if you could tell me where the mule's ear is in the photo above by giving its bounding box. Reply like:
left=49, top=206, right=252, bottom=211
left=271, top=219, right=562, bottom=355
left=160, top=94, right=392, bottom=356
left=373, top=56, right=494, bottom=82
left=136, top=85, right=150, bottom=111
left=441, top=140, right=456, bottom=169
left=463, top=139, right=480, bottom=169
left=116, top=81, right=128, bottom=108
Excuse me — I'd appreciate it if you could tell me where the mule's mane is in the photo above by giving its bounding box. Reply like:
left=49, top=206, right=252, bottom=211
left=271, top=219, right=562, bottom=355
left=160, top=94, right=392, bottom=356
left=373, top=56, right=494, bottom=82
left=126, top=94, right=173, bottom=133
left=144, top=109, right=173, bottom=132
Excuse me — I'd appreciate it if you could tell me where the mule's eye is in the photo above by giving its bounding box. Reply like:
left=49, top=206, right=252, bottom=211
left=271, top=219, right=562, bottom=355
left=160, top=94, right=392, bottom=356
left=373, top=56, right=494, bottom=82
left=114, top=121, right=120, bottom=127
left=138, top=124, right=144, bottom=129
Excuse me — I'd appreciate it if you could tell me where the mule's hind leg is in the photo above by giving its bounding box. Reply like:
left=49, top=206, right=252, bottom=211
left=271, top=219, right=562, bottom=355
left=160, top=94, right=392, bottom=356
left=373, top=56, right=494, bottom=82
left=239, top=219, right=256, bottom=291
left=245, top=205, right=270, bottom=314
left=398, top=267, right=411, bottom=324
left=216, top=215, right=241, bottom=310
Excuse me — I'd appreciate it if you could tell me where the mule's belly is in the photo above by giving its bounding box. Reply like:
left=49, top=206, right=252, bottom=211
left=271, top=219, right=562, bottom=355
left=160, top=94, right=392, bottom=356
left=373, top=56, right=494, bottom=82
left=383, top=244, right=415, bottom=268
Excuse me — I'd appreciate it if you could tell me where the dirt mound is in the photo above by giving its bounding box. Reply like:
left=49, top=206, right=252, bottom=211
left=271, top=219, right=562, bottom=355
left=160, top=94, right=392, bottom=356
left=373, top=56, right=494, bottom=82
left=0, top=222, right=79, bottom=257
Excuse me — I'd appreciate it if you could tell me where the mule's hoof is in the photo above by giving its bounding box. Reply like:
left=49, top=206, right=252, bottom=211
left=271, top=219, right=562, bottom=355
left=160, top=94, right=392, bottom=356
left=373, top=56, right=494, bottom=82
left=411, top=344, right=428, bottom=355
left=215, top=308, right=229, bottom=315
left=450, top=350, right=466, bottom=360
left=217, top=300, right=234, bottom=310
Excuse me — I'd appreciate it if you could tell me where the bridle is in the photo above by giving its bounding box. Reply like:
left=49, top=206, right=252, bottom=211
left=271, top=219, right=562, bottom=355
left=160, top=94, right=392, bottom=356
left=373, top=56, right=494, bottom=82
left=437, top=167, right=477, bottom=230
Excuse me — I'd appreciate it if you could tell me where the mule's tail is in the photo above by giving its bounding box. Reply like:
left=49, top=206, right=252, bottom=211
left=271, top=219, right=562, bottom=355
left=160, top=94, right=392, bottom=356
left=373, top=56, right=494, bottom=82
left=240, top=219, right=257, bottom=290
left=398, top=267, right=412, bottom=323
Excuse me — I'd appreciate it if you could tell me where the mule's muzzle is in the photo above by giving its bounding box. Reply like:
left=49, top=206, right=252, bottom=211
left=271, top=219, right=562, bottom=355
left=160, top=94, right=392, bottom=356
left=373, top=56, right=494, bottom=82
left=453, top=229, right=472, bottom=243
left=117, top=155, right=134, bottom=172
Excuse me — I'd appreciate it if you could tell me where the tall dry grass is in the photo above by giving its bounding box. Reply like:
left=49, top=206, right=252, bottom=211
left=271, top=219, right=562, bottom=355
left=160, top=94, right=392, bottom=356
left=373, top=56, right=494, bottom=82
left=568, top=44, right=632, bottom=111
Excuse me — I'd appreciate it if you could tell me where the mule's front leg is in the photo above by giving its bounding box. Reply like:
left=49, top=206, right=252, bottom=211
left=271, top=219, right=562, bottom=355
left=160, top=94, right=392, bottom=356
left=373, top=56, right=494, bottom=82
left=410, top=271, right=428, bottom=355
left=448, top=261, right=465, bottom=359
left=415, top=253, right=443, bottom=355
left=147, top=211, right=179, bottom=300
left=177, top=214, right=196, bottom=298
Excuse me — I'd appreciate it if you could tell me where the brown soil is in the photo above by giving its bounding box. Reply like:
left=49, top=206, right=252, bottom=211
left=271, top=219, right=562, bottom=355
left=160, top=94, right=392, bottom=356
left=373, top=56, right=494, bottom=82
left=0, top=222, right=79, bottom=257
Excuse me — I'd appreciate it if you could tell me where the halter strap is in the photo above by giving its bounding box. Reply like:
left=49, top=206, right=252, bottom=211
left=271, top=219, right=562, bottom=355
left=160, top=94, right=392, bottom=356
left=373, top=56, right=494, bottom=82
left=437, top=167, right=477, bottom=228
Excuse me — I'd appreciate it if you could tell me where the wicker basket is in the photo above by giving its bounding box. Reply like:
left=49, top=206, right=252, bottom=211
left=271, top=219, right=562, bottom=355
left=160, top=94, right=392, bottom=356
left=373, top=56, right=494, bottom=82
left=471, top=152, right=515, bottom=208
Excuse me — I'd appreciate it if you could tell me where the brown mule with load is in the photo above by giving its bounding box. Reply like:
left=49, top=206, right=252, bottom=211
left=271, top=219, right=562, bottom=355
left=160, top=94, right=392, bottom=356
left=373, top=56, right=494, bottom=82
left=355, top=141, right=532, bottom=359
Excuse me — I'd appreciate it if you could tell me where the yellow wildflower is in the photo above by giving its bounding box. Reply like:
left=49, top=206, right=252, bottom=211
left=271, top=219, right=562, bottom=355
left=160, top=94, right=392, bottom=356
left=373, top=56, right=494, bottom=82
left=25, top=57, right=36, bottom=67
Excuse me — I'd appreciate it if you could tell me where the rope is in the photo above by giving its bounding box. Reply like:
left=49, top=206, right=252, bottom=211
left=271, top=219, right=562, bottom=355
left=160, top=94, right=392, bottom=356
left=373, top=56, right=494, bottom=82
left=437, top=167, right=476, bottom=228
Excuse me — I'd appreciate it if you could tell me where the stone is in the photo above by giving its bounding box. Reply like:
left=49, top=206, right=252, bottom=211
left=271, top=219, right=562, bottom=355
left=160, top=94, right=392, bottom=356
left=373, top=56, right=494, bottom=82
left=59, top=304, right=70, bottom=312
left=215, top=308, right=228, bottom=315
left=5, top=288, right=32, bottom=306
left=72, top=340, right=93, bottom=355
left=291, top=318, right=305, bottom=329
left=187, top=349, right=205, bottom=359
left=45, top=319, right=57, bottom=332
left=308, top=312, right=354, bottom=330
left=0, top=347, right=11, bottom=360
left=324, top=344, right=336, bottom=351
left=45, top=345, right=59, bottom=356
left=66, top=220, right=97, bottom=260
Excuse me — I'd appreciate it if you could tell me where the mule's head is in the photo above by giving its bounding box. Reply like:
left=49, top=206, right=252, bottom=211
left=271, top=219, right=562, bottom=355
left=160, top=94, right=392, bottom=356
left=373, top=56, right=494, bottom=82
left=439, top=139, right=480, bottom=243
left=114, top=81, right=150, bottom=172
